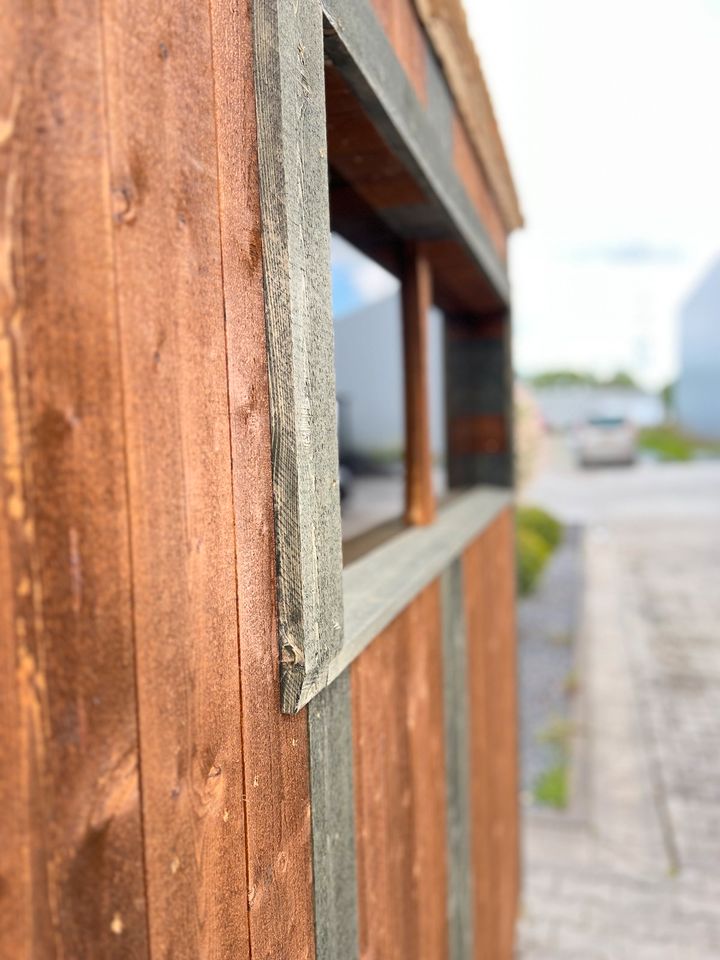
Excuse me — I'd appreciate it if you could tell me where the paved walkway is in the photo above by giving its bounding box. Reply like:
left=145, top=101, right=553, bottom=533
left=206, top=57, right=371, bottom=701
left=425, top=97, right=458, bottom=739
left=518, top=463, right=720, bottom=958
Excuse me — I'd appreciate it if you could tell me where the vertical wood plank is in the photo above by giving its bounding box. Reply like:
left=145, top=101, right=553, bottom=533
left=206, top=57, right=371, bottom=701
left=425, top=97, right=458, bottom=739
left=402, top=242, right=436, bottom=526
left=1, top=1, right=150, bottom=957
left=463, top=533, right=496, bottom=960
left=254, top=0, right=345, bottom=712
left=309, top=673, right=359, bottom=960
left=484, top=510, right=519, bottom=959
left=101, top=2, right=251, bottom=956
left=352, top=582, right=449, bottom=960
left=441, top=560, right=475, bottom=960
left=445, top=313, right=513, bottom=489
left=463, top=510, right=519, bottom=960
left=1, top=10, right=35, bottom=955
left=208, top=0, right=317, bottom=957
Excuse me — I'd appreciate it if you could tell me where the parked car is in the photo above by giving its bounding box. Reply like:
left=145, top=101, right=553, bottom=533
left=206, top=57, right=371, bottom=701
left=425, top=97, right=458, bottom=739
left=575, top=415, right=637, bottom=467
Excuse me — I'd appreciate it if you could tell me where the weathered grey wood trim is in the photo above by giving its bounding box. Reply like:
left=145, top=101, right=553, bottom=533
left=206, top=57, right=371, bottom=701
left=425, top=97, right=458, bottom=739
left=322, top=0, right=510, bottom=305
left=253, top=0, right=344, bottom=712
left=328, top=487, right=510, bottom=686
left=441, top=560, right=475, bottom=960
left=308, top=672, right=359, bottom=960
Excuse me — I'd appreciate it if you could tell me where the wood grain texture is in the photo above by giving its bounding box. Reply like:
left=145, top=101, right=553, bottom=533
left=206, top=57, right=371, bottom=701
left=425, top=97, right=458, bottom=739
left=0, top=10, right=35, bottom=956
left=323, top=0, right=510, bottom=305
left=335, top=488, right=510, bottom=684
left=352, top=581, right=449, bottom=960
left=453, top=115, right=507, bottom=262
left=254, top=0, right=345, bottom=712
left=370, top=0, right=427, bottom=103
left=1, top=1, right=150, bottom=957
left=441, top=561, right=474, bottom=960
left=463, top=530, right=496, bottom=960
left=402, top=242, right=436, bottom=526
left=412, top=0, right=523, bottom=232
left=209, top=1, right=317, bottom=956
left=309, top=672, right=359, bottom=960
left=102, top=1, right=251, bottom=955
left=483, top=509, right=519, bottom=960
left=463, top=510, right=519, bottom=960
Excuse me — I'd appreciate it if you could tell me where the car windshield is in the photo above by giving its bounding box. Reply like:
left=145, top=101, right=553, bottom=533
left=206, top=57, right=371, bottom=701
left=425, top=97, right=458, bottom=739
left=587, top=417, right=626, bottom=428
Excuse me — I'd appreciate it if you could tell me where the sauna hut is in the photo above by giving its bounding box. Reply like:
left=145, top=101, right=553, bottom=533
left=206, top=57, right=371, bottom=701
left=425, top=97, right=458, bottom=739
left=0, top=0, right=523, bottom=957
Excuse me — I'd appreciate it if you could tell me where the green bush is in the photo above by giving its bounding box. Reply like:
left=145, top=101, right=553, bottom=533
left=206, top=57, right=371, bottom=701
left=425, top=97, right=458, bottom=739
left=516, top=505, right=563, bottom=596
left=516, top=526, right=551, bottom=596
left=533, top=763, right=568, bottom=809
left=517, top=505, right=563, bottom=551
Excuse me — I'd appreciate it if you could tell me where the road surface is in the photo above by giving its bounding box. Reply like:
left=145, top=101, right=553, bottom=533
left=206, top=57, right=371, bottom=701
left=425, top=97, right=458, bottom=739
left=518, top=457, right=720, bottom=958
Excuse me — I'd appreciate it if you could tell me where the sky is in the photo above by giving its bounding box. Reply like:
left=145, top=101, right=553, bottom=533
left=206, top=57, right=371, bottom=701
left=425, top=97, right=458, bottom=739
left=332, top=0, right=720, bottom=389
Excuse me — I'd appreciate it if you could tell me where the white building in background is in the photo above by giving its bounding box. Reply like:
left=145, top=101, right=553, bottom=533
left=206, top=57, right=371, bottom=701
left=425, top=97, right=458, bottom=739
left=531, top=384, right=664, bottom=432
left=333, top=295, right=446, bottom=460
left=676, top=259, right=720, bottom=440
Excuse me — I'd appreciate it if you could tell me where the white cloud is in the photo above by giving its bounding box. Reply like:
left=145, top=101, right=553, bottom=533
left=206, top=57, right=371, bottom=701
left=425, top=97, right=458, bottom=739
left=331, top=234, right=399, bottom=312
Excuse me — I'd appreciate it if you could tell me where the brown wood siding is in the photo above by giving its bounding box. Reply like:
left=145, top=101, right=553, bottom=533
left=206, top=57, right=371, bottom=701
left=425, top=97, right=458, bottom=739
left=370, top=0, right=428, bottom=103
left=1, top=2, right=150, bottom=956
left=463, top=508, right=519, bottom=960
left=0, top=2, right=315, bottom=958
left=211, top=0, right=316, bottom=952
left=2, top=3, right=518, bottom=958
left=453, top=115, right=508, bottom=261
left=352, top=581, right=449, bottom=960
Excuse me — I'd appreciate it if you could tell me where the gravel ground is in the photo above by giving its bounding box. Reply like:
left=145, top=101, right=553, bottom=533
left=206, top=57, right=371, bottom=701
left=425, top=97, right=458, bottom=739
left=517, top=525, right=584, bottom=795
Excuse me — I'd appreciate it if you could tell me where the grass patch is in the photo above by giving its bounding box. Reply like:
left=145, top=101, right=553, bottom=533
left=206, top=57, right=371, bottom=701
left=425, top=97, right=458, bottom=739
left=534, top=717, right=574, bottom=809
left=533, top=764, right=568, bottom=809
left=639, top=425, right=720, bottom=462
left=516, top=505, right=563, bottom=596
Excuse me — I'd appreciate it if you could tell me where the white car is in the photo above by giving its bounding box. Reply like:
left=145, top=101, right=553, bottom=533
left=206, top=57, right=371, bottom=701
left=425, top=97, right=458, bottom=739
left=576, top=416, right=637, bottom=467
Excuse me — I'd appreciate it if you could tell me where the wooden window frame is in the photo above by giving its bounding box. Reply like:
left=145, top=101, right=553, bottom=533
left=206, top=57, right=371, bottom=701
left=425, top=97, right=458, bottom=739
left=253, top=0, right=513, bottom=715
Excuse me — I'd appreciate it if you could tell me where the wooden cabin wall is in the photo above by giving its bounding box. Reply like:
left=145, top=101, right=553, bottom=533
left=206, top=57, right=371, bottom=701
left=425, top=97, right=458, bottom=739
left=370, top=0, right=509, bottom=261
left=0, top=1, right=315, bottom=958
left=1, top=1, right=518, bottom=958
left=350, top=509, right=518, bottom=960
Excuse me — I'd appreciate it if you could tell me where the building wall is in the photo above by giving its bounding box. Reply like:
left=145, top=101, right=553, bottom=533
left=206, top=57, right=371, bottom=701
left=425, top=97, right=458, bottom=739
left=0, top=1, right=518, bottom=957
left=334, top=295, right=446, bottom=458
left=676, top=259, right=720, bottom=439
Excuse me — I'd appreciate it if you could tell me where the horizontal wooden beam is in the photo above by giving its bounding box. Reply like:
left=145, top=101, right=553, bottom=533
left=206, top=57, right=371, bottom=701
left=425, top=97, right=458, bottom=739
left=322, top=0, right=510, bottom=306
left=324, top=487, right=511, bottom=694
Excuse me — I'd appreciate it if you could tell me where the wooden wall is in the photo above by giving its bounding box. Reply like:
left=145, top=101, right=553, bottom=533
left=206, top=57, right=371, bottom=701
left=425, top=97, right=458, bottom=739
left=1, top=1, right=314, bottom=957
left=370, top=0, right=509, bottom=261
left=1, top=0, right=518, bottom=957
left=349, top=511, right=518, bottom=960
